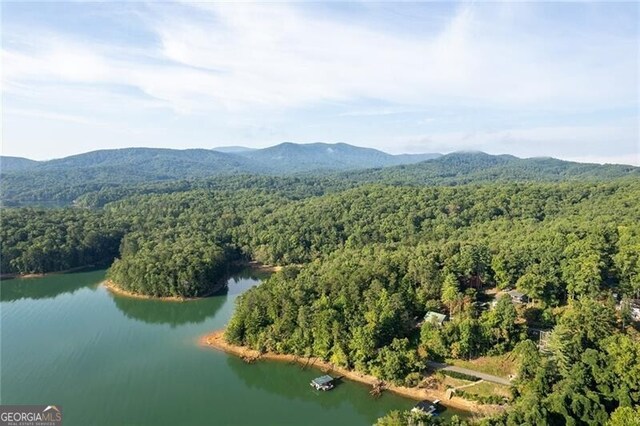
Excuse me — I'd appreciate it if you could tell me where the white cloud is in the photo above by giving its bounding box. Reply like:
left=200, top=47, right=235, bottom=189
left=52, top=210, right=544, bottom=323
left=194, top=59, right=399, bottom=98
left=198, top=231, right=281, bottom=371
left=1, top=2, right=637, bottom=161
left=339, top=106, right=424, bottom=117
left=566, top=153, right=639, bottom=166
left=4, top=108, right=107, bottom=127
left=157, top=2, right=636, bottom=110
left=3, top=2, right=637, bottom=113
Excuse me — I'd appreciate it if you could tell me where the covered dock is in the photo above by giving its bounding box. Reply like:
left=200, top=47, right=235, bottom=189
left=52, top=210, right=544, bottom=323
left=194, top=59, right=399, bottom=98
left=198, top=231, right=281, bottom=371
left=310, top=375, right=335, bottom=391
left=411, top=399, right=440, bottom=415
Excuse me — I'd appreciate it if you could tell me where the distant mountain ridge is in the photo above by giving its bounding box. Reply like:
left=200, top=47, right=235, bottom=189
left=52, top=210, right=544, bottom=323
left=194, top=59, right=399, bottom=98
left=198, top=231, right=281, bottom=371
left=212, top=146, right=258, bottom=154
left=0, top=143, right=441, bottom=205
left=234, top=142, right=441, bottom=172
left=1, top=143, right=637, bottom=207
left=33, top=148, right=261, bottom=173
left=2, top=143, right=440, bottom=173
left=345, top=151, right=639, bottom=185
left=1, top=156, right=39, bottom=172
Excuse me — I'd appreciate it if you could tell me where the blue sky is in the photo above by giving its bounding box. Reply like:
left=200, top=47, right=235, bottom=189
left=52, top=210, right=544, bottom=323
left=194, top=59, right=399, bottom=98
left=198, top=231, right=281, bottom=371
left=2, top=1, right=638, bottom=164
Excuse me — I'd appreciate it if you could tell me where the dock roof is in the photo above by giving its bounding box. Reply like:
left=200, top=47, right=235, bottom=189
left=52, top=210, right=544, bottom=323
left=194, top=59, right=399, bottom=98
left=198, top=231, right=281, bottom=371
left=413, top=400, right=437, bottom=414
left=311, top=375, right=334, bottom=386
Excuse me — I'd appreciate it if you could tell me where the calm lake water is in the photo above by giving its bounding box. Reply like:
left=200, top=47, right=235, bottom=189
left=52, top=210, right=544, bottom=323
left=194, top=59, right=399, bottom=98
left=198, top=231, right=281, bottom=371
left=1, top=269, right=466, bottom=425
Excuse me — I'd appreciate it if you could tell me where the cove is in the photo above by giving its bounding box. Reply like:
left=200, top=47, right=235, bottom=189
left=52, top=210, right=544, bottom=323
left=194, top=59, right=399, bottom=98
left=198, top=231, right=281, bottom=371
left=1, top=269, right=468, bottom=425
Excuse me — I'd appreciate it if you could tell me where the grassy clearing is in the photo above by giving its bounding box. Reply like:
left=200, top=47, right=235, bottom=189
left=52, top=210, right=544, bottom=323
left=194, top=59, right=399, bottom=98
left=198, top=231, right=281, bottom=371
left=446, top=353, right=517, bottom=378
left=441, top=375, right=475, bottom=389
left=463, top=381, right=512, bottom=398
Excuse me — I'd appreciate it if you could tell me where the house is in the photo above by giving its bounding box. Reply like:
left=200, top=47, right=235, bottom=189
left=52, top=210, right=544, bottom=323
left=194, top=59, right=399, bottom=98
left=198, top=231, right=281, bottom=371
left=310, top=375, right=335, bottom=391
left=412, top=400, right=440, bottom=415
left=424, top=311, right=447, bottom=327
left=507, top=290, right=529, bottom=304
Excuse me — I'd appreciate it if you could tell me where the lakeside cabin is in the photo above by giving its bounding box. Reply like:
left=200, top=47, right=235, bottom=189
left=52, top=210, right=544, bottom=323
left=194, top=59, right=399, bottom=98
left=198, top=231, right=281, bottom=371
left=412, top=400, right=440, bottom=415
left=310, top=375, right=335, bottom=391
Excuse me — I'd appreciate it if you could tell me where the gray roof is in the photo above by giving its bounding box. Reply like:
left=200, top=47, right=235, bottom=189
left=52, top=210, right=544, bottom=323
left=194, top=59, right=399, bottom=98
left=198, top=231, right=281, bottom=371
left=424, top=311, right=447, bottom=324
left=508, top=290, right=526, bottom=298
left=312, top=375, right=334, bottom=386
left=414, top=400, right=437, bottom=413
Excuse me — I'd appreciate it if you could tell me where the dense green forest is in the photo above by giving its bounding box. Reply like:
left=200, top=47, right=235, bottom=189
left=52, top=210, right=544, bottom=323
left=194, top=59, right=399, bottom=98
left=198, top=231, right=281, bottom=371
left=107, top=230, right=230, bottom=298
left=1, top=159, right=639, bottom=424
left=1, top=209, right=124, bottom=274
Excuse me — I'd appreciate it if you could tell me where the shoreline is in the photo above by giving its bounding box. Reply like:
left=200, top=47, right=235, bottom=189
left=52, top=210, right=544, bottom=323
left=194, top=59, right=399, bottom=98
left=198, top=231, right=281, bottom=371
left=199, top=329, right=501, bottom=416
left=103, top=261, right=280, bottom=302
left=102, top=280, right=208, bottom=302
left=1, top=265, right=96, bottom=280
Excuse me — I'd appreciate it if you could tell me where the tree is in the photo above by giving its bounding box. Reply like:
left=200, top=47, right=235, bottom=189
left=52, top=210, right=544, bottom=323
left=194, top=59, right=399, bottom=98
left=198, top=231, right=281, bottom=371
left=614, top=226, right=640, bottom=298
left=608, top=406, right=640, bottom=426
left=516, top=263, right=554, bottom=305
left=561, top=235, right=607, bottom=298
left=375, top=410, right=442, bottom=426
left=597, top=334, right=640, bottom=407
left=419, top=322, right=448, bottom=360
left=548, top=298, right=616, bottom=374
left=370, top=338, right=418, bottom=383
left=441, top=272, right=460, bottom=314
left=449, top=317, right=482, bottom=359
left=513, top=339, right=541, bottom=382
left=458, top=244, right=492, bottom=288
left=481, top=295, right=522, bottom=354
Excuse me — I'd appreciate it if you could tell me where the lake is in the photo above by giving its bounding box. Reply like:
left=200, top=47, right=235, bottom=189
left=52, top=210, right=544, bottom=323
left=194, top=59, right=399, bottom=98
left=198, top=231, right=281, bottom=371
left=1, top=269, right=467, bottom=425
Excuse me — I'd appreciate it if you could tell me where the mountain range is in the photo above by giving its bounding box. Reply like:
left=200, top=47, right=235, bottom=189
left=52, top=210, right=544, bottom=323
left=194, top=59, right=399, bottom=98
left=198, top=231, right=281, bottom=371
left=1, top=143, right=637, bottom=207
left=1, top=143, right=440, bottom=174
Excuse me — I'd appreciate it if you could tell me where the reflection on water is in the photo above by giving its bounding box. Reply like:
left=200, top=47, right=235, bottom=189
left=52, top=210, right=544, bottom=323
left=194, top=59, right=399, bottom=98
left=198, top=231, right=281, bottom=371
left=0, top=269, right=104, bottom=302
left=106, top=270, right=266, bottom=327
left=226, top=355, right=414, bottom=416
left=228, top=266, right=272, bottom=282
left=110, top=289, right=228, bottom=327
left=225, top=355, right=468, bottom=421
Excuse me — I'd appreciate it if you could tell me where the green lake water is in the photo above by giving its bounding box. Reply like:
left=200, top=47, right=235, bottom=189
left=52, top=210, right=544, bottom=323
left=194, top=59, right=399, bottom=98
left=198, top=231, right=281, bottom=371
left=1, top=269, right=468, bottom=425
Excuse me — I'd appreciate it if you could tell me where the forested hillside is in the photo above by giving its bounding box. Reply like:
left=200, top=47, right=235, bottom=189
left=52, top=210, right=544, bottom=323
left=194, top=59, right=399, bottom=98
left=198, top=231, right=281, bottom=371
left=234, top=142, right=441, bottom=172
left=224, top=181, right=640, bottom=424
left=0, top=148, right=264, bottom=206
left=2, top=148, right=636, bottom=207
left=0, top=209, right=125, bottom=274
left=345, top=152, right=639, bottom=186
left=0, top=156, right=38, bottom=172
left=1, top=164, right=639, bottom=423
left=0, top=143, right=439, bottom=206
